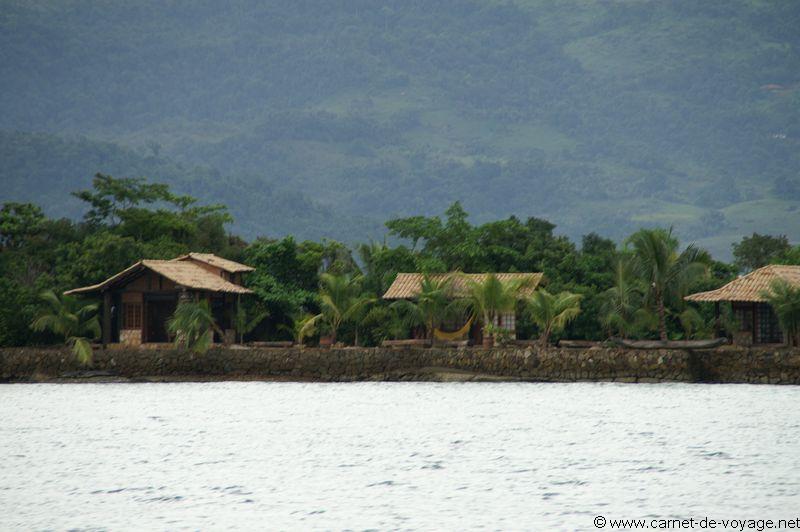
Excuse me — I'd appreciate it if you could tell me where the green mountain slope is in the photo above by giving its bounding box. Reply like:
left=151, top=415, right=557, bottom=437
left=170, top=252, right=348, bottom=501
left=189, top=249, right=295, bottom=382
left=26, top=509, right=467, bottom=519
left=0, top=131, right=374, bottom=241
left=1, top=0, right=799, bottom=257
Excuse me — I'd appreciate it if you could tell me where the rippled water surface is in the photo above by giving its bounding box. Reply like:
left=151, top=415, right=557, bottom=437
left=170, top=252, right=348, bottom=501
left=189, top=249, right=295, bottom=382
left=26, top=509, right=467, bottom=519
left=2, top=382, right=799, bottom=530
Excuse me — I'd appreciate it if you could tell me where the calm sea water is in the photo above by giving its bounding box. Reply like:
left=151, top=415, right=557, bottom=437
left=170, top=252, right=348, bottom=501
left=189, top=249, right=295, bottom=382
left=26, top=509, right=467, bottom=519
left=1, top=382, right=799, bottom=530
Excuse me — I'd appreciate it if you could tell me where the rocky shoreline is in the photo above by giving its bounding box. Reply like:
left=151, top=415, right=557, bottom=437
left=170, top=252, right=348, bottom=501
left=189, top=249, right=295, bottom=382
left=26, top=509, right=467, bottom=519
left=2, top=345, right=800, bottom=384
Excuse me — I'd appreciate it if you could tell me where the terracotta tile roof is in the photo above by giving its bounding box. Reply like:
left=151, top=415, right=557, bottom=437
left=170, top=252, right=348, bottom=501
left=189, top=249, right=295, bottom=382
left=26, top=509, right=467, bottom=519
left=383, top=272, right=543, bottom=299
left=176, top=252, right=255, bottom=273
left=65, top=258, right=253, bottom=295
left=685, top=264, right=800, bottom=303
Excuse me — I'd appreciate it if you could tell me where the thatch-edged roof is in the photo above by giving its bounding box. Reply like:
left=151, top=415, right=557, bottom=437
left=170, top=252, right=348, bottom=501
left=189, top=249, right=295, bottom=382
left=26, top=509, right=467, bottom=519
left=176, top=252, right=254, bottom=273
left=383, top=272, right=543, bottom=300
left=685, top=264, right=800, bottom=303
left=65, top=257, right=253, bottom=295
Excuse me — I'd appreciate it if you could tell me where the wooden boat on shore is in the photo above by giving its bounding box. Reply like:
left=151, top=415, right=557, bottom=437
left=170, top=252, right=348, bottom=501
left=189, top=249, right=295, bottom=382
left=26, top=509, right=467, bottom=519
left=611, top=337, right=729, bottom=350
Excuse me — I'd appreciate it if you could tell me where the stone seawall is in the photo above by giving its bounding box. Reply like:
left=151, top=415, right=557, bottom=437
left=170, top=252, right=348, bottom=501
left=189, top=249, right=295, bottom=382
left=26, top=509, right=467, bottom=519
left=2, top=345, right=800, bottom=384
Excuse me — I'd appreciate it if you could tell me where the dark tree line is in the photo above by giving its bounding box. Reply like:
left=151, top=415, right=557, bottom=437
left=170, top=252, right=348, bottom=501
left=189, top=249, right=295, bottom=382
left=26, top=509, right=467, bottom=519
left=3, top=176, right=798, bottom=349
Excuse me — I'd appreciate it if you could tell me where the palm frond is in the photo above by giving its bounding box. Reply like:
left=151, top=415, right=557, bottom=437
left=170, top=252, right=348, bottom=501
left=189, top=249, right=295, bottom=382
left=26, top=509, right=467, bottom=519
left=67, top=336, right=93, bottom=365
left=298, top=313, right=323, bottom=342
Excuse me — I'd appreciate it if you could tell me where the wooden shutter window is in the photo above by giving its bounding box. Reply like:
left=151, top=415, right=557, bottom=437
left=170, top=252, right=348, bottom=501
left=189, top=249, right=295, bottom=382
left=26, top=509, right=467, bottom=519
left=123, top=303, right=142, bottom=329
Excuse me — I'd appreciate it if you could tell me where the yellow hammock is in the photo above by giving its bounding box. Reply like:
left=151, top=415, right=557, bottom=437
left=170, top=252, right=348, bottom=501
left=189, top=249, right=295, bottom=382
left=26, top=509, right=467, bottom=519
left=434, top=315, right=474, bottom=341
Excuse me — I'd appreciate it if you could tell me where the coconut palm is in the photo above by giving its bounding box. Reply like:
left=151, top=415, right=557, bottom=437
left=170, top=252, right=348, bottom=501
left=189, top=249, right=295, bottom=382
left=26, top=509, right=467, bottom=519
left=279, top=313, right=318, bottom=346
left=600, top=256, right=642, bottom=338
left=677, top=307, right=709, bottom=339
left=30, top=290, right=100, bottom=364
left=232, top=304, right=269, bottom=344
left=762, top=279, right=800, bottom=346
left=627, top=228, right=709, bottom=341
left=526, top=289, right=582, bottom=346
left=300, top=273, right=373, bottom=345
left=390, top=275, right=455, bottom=340
left=462, top=273, right=534, bottom=344
left=361, top=305, right=410, bottom=344
left=167, top=299, right=223, bottom=354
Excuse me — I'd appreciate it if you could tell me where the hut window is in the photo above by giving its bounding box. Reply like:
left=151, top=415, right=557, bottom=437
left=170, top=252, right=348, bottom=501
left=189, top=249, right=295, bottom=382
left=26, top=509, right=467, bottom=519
left=733, top=305, right=753, bottom=332
left=757, top=304, right=783, bottom=344
left=123, top=303, right=142, bottom=329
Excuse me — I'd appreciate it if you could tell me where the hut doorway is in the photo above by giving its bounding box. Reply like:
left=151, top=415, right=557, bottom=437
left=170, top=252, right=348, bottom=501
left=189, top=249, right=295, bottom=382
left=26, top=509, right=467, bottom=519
left=145, top=295, right=177, bottom=343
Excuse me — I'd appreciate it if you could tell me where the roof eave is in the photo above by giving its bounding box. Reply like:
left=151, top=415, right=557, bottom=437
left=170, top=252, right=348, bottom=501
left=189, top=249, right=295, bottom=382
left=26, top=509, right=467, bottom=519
left=64, top=261, right=147, bottom=296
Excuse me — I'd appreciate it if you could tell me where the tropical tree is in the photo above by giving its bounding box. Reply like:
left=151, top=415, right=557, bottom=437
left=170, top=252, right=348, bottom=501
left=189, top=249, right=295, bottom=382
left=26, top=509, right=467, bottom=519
left=232, top=304, right=269, bottom=344
left=300, top=273, right=373, bottom=345
left=462, top=273, right=534, bottom=344
left=762, top=279, right=800, bottom=346
left=30, top=290, right=100, bottom=364
left=526, top=289, right=582, bottom=346
left=359, top=305, right=410, bottom=345
left=600, top=256, right=642, bottom=338
left=677, top=307, right=709, bottom=339
left=279, top=313, right=319, bottom=346
left=627, top=228, right=709, bottom=341
left=167, top=299, right=223, bottom=354
left=390, top=275, right=455, bottom=340
left=732, top=233, right=791, bottom=273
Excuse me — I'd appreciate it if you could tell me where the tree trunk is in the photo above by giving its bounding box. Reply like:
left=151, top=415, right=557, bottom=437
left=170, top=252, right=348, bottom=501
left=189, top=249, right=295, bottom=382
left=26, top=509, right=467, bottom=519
left=540, top=327, right=550, bottom=348
left=102, top=290, right=111, bottom=347
left=657, top=294, right=667, bottom=341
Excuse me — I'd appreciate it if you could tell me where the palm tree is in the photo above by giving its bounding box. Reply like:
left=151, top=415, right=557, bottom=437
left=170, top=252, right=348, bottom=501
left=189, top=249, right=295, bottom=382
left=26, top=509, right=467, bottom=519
left=167, top=299, right=223, bottom=354
left=360, top=305, right=410, bottom=344
left=462, top=273, right=534, bottom=345
left=233, top=304, right=269, bottom=344
left=390, top=275, right=455, bottom=340
left=30, top=290, right=100, bottom=364
left=762, top=279, right=800, bottom=346
left=600, top=256, right=642, bottom=338
left=627, top=228, right=709, bottom=341
left=300, top=273, right=373, bottom=345
left=677, top=307, right=709, bottom=339
left=279, top=313, right=318, bottom=346
left=526, top=289, right=582, bottom=346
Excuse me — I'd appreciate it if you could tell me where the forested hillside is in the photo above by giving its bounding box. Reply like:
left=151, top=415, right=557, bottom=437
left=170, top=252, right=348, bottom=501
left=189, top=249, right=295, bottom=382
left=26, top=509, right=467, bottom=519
left=0, top=131, right=374, bottom=240
left=1, top=0, right=799, bottom=256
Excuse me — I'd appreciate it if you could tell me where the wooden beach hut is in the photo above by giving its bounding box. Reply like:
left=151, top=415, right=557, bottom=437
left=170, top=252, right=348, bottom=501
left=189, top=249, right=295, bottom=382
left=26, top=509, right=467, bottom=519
left=382, top=272, right=543, bottom=343
left=685, top=264, right=800, bottom=345
left=65, top=253, right=253, bottom=347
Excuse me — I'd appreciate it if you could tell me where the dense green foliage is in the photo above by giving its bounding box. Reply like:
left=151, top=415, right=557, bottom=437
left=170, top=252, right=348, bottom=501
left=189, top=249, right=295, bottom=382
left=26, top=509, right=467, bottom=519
left=1, top=2, right=798, bottom=257
left=5, top=175, right=800, bottom=350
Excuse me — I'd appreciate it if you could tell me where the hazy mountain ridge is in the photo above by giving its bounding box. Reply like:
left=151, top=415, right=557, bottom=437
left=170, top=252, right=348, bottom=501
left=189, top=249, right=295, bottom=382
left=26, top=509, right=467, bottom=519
left=1, top=0, right=799, bottom=257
